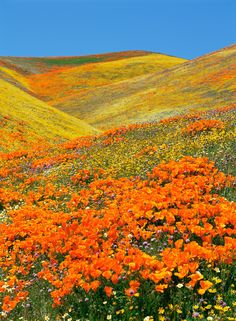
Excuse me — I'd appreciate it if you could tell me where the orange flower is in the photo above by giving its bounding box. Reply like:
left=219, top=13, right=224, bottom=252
left=129, top=280, right=140, bottom=291
left=90, top=280, right=100, bottom=291
left=187, top=272, right=203, bottom=288
left=155, top=284, right=168, bottom=293
left=104, top=286, right=113, bottom=297
left=175, top=239, right=183, bottom=249
left=198, top=280, right=213, bottom=295
left=174, top=264, right=189, bottom=279
left=102, top=270, right=112, bottom=280
left=125, top=288, right=137, bottom=297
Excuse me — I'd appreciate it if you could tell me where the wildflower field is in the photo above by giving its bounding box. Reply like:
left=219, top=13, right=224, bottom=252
left=0, top=103, right=235, bottom=321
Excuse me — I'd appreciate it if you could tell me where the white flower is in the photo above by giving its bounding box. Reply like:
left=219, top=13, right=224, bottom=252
left=177, top=283, right=183, bottom=288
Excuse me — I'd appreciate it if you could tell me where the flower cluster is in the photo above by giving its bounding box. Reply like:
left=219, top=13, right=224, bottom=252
left=182, top=119, right=225, bottom=135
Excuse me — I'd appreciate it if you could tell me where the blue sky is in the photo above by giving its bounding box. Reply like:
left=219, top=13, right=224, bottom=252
left=1, top=0, right=235, bottom=59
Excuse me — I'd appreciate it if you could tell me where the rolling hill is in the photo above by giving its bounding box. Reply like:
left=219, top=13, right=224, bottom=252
left=46, top=44, right=235, bottom=130
left=0, top=50, right=188, bottom=131
left=8, top=44, right=234, bottom=131
left=25, top=53, right=186, bottom=102
left=0, top=50, right=153, bottom=74
left=0, top=45, right=235, bottom=140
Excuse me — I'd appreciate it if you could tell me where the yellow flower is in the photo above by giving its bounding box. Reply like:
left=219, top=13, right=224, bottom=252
left=222, top=306, right=230, bottom=312
left=143, top=317, right=154, bottom=321
left=158, top=307, right=165, bottom=314
left=212, top=277, right=222, bottom=284
left=116, top=309, right=124, bottom=315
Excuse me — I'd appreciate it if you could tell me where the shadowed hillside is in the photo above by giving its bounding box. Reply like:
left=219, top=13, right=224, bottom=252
left=0, top=78, right=99, bottom=151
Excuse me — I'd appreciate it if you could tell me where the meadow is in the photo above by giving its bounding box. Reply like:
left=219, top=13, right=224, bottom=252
left=0, top=103, right=235, bottom=321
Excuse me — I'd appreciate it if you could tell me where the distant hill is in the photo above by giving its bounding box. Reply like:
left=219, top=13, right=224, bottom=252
left=0, top=51, right=187, bottom=128
left=0, top=50, right=153, bottom=74
left=42, top=44, right=235, bottom=130
left=0, top=45, right=234, bottom=132
left=26, top=53, right=186, bottom=104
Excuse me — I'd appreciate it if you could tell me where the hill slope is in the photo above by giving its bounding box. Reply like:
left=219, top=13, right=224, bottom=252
left=1, top=45, right=234, bottom=132
left=45, top=44, right=235, bottom=130
left=0, top=51, right=187, bottom=132
left=0, top=78, right=99, bottom=151
left=26, top=53, right=187, bottom=103
left=0, top=103, right=235, bottom=320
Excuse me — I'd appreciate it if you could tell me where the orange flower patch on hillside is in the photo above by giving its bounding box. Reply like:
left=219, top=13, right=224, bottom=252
left=0, top=156, right=235, bottom=313
left=182, top=119, right=225, bottom=135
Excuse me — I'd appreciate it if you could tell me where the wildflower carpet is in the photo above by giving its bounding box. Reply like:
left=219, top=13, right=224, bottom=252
left=0, top=101, right=235, bottom=320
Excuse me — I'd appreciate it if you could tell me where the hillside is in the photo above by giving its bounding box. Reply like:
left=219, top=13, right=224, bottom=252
left=0, top=103, right=235, bottom=320
left=26, top=53, right=186, bottom=103
left=1, top=46, right=235, bottom=131
left=0, top=78, right=99, bottom=151
left=0, top=51, right=187, bottom=131
left=44, top=44, right=235, bottom=130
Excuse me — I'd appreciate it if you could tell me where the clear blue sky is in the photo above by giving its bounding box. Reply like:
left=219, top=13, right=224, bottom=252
left=1, top=0, right=235, bottom=59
